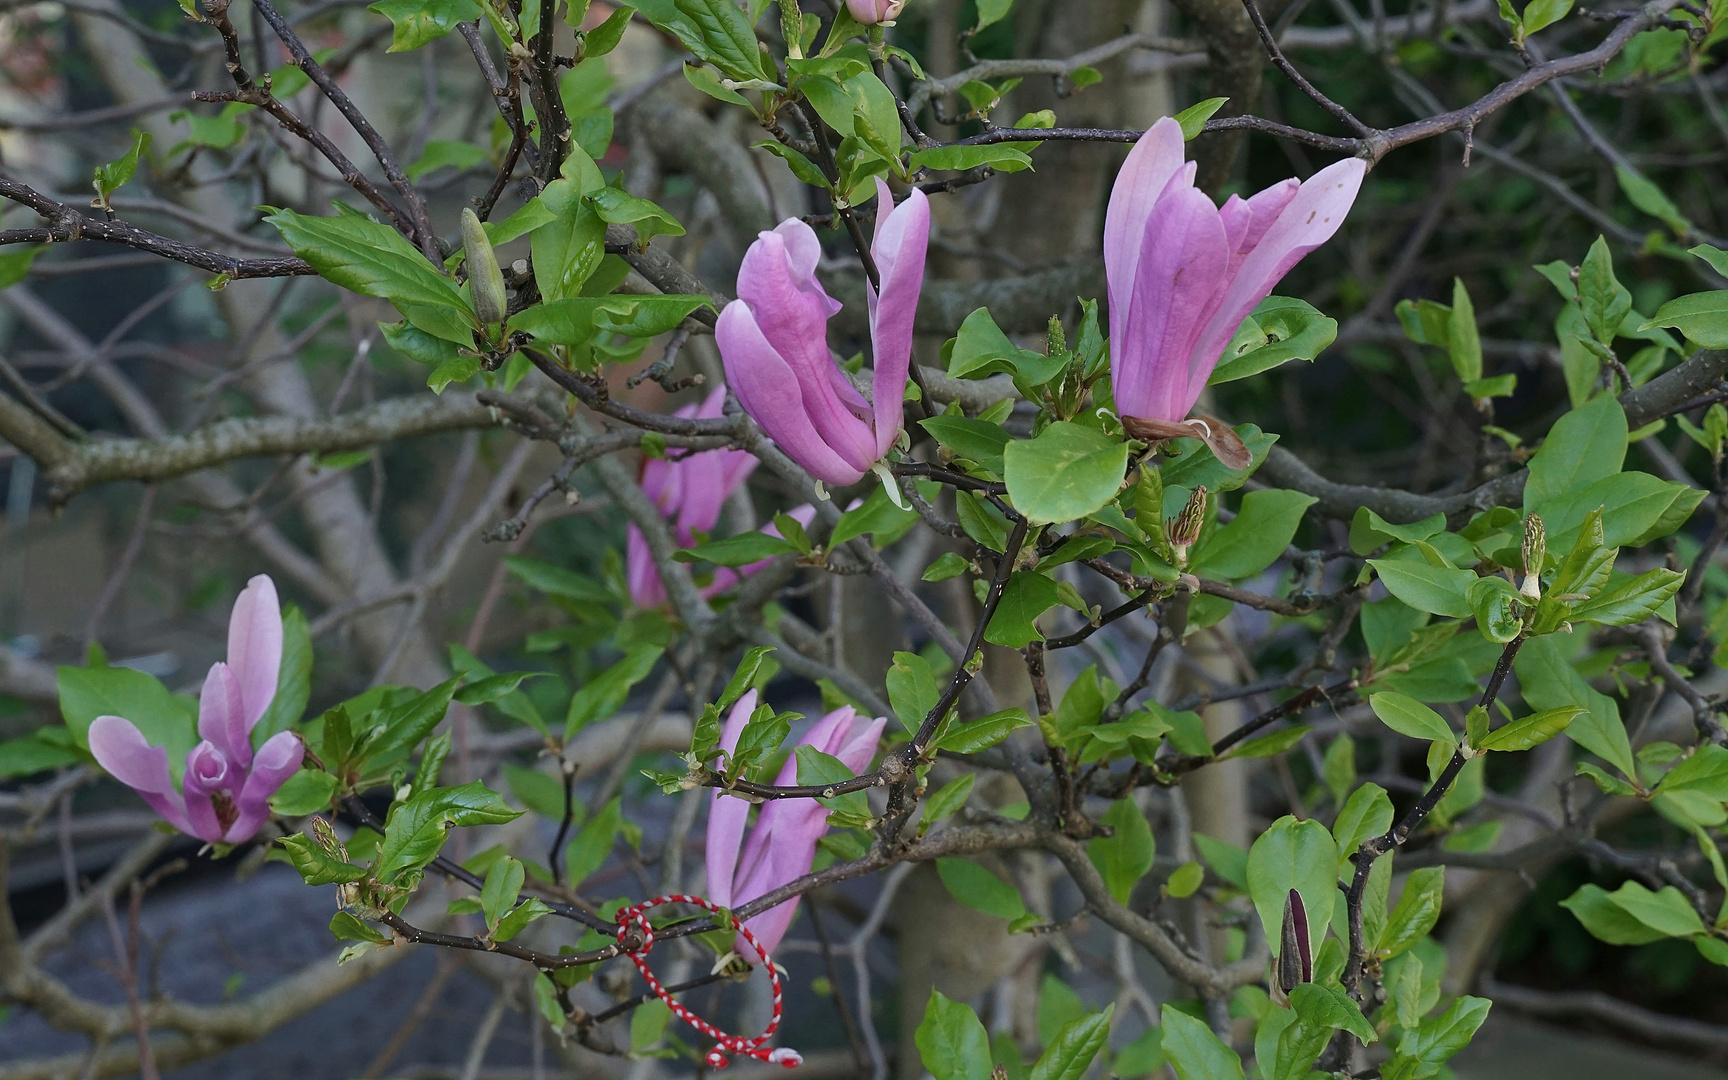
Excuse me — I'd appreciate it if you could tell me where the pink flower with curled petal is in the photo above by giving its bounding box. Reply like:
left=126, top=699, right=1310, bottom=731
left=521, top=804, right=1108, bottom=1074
left=706, top=691, right=887, bottom=960
left=845, top=0, right=906, bottom=24
left=719, top=179, right=929, bottom=489
left=1105, top=117, right=1365, bottom=467
left=626, top=388, right=818, bottom=609
left=87, top=575, right=304, bottom=845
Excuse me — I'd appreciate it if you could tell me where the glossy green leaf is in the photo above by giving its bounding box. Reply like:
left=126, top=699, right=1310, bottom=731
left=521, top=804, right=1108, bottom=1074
left=1246, top=816, right=1336, bottom=966
left=1087, top=798, right=1154, bottom=903
left=1004, top=422, right=1129, bottom=525
left=936, top=857, right=1026, bottom=919
left=1191, top=489, right=1315, bottom=580
left=916, top=991, right=992, bottom=1080
left=1159, top=1005, right=1244, bottom=1080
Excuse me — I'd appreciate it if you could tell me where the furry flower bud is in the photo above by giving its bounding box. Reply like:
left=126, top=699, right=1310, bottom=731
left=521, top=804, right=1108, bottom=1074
left=461, top=207, right=507, bottom=328
left=1520, top=513, right=1545, bottom=600
left=1167, top=485, right=1208, bottom=566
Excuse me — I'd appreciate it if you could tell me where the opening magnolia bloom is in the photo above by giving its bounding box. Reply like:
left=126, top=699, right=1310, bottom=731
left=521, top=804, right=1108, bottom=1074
left=718, top=178, right=929, bottom=489
left=1105, top=116, right=1365, bottom=467
left=625, top=387, right=817, bottom=609
left=845, top=0, right=906, bottom=23
left=706, top=689, right=886, bottom=960
left=87, top=575, right=303, bottom=845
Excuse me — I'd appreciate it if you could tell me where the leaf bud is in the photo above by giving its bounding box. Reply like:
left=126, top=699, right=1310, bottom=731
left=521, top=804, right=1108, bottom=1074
left=461, top=207, right=507, bottom=329
left=1520, top=513, right=1545, bottom=600
left=1166, top=485, right=1208, bottom=566
left=1277, top=888, right=1312, bottom=995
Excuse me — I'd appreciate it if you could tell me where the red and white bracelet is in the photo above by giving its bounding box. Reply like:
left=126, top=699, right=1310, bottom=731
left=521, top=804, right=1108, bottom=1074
left=614, top=894, right=803, bottom=1070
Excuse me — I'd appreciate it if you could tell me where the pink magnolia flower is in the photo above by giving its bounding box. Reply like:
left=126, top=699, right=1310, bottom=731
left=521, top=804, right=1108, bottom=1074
left=88, top=575, right=304, bottom=845
left=706, top=689, right=887, bottom=959
left=1105, top=116, right=1365, bottom=466
left=718, top=179, right=929, bottom=489
left=845, top=0, right=906, bottom=23
left=626, top=387, right=817, bottom=608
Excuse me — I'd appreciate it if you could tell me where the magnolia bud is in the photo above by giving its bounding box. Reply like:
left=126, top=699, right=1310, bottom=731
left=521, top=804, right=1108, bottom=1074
left=1277, top=888, right=1312, bottom=995
left=1520, top=513, right=1545, bottom=601
left=1167, top=485, right=1207, bottom=566
left=845, top=0, right=906, bottom=24
left=461, top=207, right=507, bottom=328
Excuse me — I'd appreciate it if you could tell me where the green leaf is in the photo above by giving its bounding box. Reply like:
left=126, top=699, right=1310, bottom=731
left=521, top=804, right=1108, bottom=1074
left=1331, top=782, right=1393, bottom=874
left=375, top=781, right=521, bottom=882
left=1477, top=706, right=1580, bottom=752
left=1466, top=575, right=1524, bottom=644
left=1522, top=0, right=1574, bottom=32
left=563, top=796, right=623, bottom=886
left=405, top=139, right=489, bottom=180
left=936, top=857, right=1026, bottom=920
left=1615, top=164, right=1691, bottom=234
left=362, top=678, right=460, bottom=763
left=1159, top=1005, right=1244, bottom=1080
left=0, top=244, right=45, bottom=290
left=480, top=855, right=526, bottom=930
left=1378, top=866, right=1445, bottom=959
left=1209, top=296, right=1336, bottom=385
left=1246, top=816, right=1336, bottom=967
left=909, top=144, right=1035, bottom=172
left=832, top=482, right=920, bottom=545
left=1515, top=635, right=1636, bottom=781
left=921, top=414, right=1012, bottom=476
left=1577, top=235, right=1631, bottom=346
left=947, top=307, right=1063, bottom=385
left=672, top=0, right=770, bottom=81
left=1561, top=883, right=1672, bottom=944
left=1690, top=244, right=1728, bottom=277
left=984, top=573, right=1062, bottom=648
left=717, top=645, right=775, bottom=712
left=1657, top=744, right=1728, bottom=799
left=330, top=910, right=390, bottom=943
left=268, top=769, right=336, bottom=816
left=886, top=651, right=940, bottom=732
left=1289, top=983, right=1376, bottom=1043
left=682, top=60, right=752, bottom=105
left=529, top=169, right=608, bottom=304
left=1004, top=422, right=1129, bottom=525
left=92, top=130, right=151, bottom=206
left=1191, top=489, right=1315, bottom=580
left=922, top=773, right=975, bottom=827
left=370, top=0, right=480, bottom=50
left=916, top=991, right=992, bottom=1080
left=974, top=0, right=1014, bottom=31
left=1227, top=725, right=1311, bottom=759
left=1369, top=692, right=1455, bottom=745
left=1640, top=290, right=1728, bottom=349
left=1447, top=278, right=1483, bottom=383
left=0, top=735, right=79, bottom=779
left=1028, top=1008, right=1113, bottom=1080
left=59, top=664, right=196, bottom=781
left=587, top=187, right=686, bottom=245
left=583, top=4, right=636, bottom=56
left=673, top=531, right=796, bottom=567
left=1349, top=508, right=1447, bottom=555
left=1087, top=798, right=1154, bottom=903
left=1382, top=997, right=1490, bottom=1080
left=1524, top=393, right=1628, bottom=511
left=1173, top=97, right=1228, bottom=140
left=278, top=832, right=369, bottom=885
left=565, top=645, right=663, bottom=737
left=1367, top=558, right=1475, bottom=619
left=266, top=207, right=471, bottom=322
left=505, top=556, right=614, bottom=604
left=932, top=708, right=1032, bottom=754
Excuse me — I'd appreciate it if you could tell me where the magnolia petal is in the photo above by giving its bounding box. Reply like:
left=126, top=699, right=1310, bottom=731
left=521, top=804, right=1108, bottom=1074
left=88, top=715, right=193, bottom=834
left=719, top=301, right=870, bottom=487
left=868, top=179, right=929, bottom=460
left=1112, top=185, right=1229, bottom=423
left=705, top=689, right=759, bottom=908
left=226, top=574, right=282, bottom=733
left=1103, top=117, right=1186, bottom=353
left=197, top=661, right=253, bottom=772
left=228, top=730, right=306, bottom=842
left=1185, top=157, right=1366, bottom=405
left=625, top=525, right=666, bottom=609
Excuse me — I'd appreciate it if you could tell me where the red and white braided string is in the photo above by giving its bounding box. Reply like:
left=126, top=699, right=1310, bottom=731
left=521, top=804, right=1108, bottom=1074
left=614, top=894, right=802, bottom=1070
